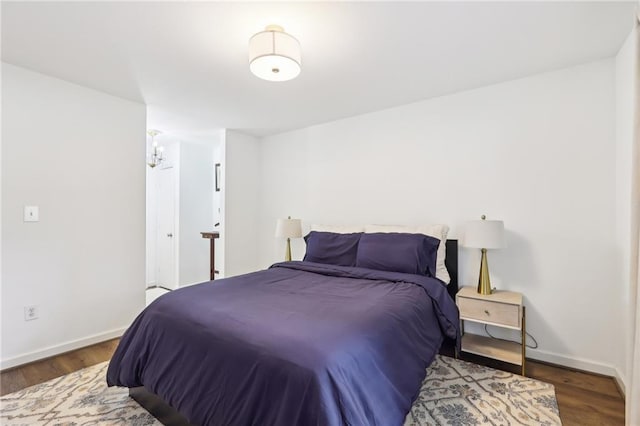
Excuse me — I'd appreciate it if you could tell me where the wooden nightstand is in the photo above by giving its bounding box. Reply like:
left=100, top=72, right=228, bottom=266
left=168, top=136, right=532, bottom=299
left=456, top=286, right=526, bottom=375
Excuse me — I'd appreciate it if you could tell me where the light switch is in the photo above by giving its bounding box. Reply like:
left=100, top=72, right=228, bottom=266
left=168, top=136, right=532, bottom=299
left=24, top=206, right=39, bottom=222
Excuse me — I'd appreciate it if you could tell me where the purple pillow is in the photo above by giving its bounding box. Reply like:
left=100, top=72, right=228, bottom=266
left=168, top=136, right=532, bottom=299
left=303, top=231, right=362, bottom=266
left=356, top=233, right=440, bottom=276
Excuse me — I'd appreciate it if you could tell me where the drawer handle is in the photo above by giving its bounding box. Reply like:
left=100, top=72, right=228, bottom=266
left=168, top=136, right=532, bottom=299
left=484, top=310, right=490, bottom=316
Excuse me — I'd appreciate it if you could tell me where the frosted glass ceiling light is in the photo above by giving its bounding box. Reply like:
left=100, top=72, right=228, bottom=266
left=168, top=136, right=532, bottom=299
left=249, top=25, right=301, bottom=82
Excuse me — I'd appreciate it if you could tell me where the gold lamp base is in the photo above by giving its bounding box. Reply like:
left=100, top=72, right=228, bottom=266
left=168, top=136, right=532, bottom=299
left=477, top=248, right=492, bottom=295
left=285, top=237, right=292, bottom=262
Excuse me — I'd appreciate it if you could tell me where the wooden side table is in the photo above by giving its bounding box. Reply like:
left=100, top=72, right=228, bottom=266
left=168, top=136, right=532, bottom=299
left=456, top=286, right=526, bottom=375
left=201, top=231, right=220, bottom=280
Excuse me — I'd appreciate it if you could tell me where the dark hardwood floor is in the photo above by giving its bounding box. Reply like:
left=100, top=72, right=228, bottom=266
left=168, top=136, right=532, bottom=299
left=459, top=352, right=625, bottom=426
left=0, top=339, right=625, bottom=425
left=0, top=339, right=118, bottom=397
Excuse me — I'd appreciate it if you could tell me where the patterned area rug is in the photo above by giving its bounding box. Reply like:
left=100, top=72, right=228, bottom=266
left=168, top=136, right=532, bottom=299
left=1, top=355, right=561, bottom=425
left=405, top=355, right=561, bottom=425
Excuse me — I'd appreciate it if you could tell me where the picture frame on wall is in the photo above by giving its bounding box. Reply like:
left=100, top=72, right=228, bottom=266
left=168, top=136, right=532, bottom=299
left=215, top=163, right=221, bottom=192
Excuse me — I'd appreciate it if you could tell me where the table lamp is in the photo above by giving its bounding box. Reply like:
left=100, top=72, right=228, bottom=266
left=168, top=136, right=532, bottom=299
left=463, top=215, right=505, bottom=295
left=275, top=216, right=302, bottom=261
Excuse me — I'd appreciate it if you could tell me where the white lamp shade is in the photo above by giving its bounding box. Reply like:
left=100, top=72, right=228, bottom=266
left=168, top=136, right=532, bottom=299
left=275, top=218, right=302, bottom=238
left=249, top=26, right=301, bottom=82
left=463, top=220, right=505, bottom=249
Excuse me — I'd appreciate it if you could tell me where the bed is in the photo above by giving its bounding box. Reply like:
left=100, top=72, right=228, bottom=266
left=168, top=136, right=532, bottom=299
left=107, top=233, right=460, bottom=426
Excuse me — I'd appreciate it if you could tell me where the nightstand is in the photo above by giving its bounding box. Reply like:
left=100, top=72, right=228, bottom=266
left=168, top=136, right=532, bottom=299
left=456, top=286, right=526, bottom=375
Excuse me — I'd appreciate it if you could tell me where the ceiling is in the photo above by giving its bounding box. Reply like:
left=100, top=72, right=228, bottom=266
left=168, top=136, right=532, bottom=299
left=2, top=2, right=636, bottom=139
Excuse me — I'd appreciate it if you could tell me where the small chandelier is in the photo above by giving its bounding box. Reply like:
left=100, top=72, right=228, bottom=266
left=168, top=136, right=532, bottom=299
left=147, top=130, right=164, bottom=168
left=249, top=25, right=301, bottom=82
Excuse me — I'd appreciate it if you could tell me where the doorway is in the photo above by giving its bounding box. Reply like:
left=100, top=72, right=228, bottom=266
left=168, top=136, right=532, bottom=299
left=145, top=132, right=223, bottom=306
left=145, top=139, right=179, bottom=305
left=155, top=164, right=178, bottom=290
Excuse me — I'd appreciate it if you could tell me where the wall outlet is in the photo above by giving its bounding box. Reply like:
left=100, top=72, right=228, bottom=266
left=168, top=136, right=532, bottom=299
left=24, top=305, right=39, bottom=321
left=24, top=206, right=39, bottom=222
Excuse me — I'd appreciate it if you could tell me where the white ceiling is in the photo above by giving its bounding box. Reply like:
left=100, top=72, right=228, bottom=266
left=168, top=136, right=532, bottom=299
left=2, top=2, right=636, bottom=139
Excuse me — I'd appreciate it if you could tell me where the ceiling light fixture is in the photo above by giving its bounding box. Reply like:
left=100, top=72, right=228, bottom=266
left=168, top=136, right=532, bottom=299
left=249, top=25, right=301, bottom=82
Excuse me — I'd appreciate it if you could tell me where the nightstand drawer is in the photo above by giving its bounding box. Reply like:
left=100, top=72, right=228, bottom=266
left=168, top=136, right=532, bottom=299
left=458, top=297, right=520, bottom=328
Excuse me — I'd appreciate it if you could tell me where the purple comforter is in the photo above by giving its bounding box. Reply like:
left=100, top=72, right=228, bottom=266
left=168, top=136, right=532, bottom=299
left=107, top=262, right=459, bottom=426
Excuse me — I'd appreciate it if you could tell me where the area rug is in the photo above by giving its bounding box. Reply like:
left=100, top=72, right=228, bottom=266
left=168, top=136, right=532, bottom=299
left=0, top=355, right=561, bottom=425
left=404, top=355, right=561, bottom=425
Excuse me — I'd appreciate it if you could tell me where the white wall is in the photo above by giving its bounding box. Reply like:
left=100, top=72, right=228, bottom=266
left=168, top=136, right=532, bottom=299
left=179, top=141, right=215, bottom=286
left=615, top=26, right=639, bottom=393
left=257, top=59, right=622, bottom=376
left=1, top=63, right=146, bottom=368
left=145, top=157, right=158, bottom=285
left=213, top=142, right=223, bottom=226
left=223, top=130, right=260, bottom=277
left=212, top=137, right=224, bottom=274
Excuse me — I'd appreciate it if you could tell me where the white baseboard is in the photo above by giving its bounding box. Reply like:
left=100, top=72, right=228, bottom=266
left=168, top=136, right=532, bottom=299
left=463, top=329, right=625, bottom=382
left=613, top=367, right=626, bottom=397
left=529, top=349, right=627, bottom=395
left=0, top=327, right=126, bottom=371
left=2, top=328, right=628, bottom=396
left=527, top=347, right=621, bottom=379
